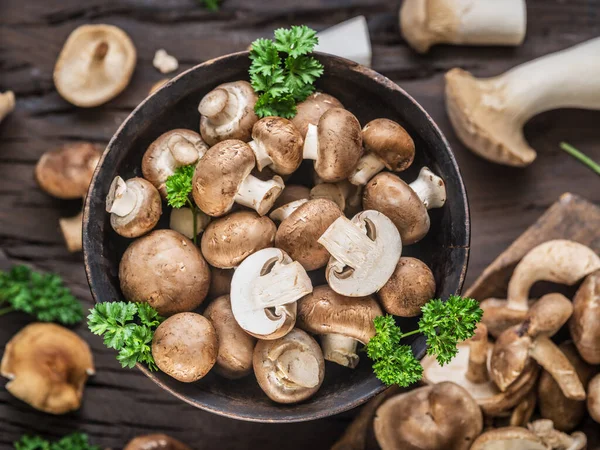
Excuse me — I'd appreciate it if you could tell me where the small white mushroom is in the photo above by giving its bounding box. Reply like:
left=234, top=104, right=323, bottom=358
left=0, top=91, right=15, bottom=123
left=230, top=248, right=313, bottom=340
left=318, top=210, right=402, bottom=297
left=153, top=49, right=178, bottom=74
left=446, top=37, right=600, bottom=166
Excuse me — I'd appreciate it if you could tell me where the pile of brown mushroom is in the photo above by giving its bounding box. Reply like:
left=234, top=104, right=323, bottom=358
left=106, top=80, right=448, bottom=404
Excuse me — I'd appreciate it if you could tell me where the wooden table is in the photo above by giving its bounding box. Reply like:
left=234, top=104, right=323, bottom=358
left=1, top=0, right=599, bottom=447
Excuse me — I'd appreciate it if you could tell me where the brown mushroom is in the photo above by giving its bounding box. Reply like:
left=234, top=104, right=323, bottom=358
left=0, top=90, right=15, bottom=123
left=510, top=390, right=537, bottom=427
left=297, top=285, right=382, bottom=368
left=208, top=268, right=233, bottom=299
left=588, top=374, right=600, bottom=423
left=272, top=184, right=310, bottom=210
left=201, top=210, right=276, bottom=269
left=54, top=24, right=136, bottom=107
left=248, top=117, right=303, bottom=175
left=106, top=176, right=162, bottom=238
left=471, top=427, right=546, bottom=450
left=0, top=323, right=94, bottom=414
left=152, top=312, right=218, bottom=382
left=378, top=257, right=436, bottom=317
left=373, top=382, right=483, bottom=450
left=349, top=118, right=415, bottom=186
left=204, top=295, right=256, bottom=379
left=538, top=341, right=597, bottom=431
left=142, top=129, right=208, bottom=198
left=193, top=139, right=284, bottom=217
left=124, top=434, right=191, bottom=450
left=363, top=168, right=446, bottom=245
left=275, top=198, right=343, bottom=271
left=119, top=229, right=211, bottom=316
left=302, top=108, right=363, bottom=182
left=527, top=419, right=587, bottom=450
left=253, top=328, right=325, bottom=404
left=198, top=81, right=258, bottom=145
left=291, top=92, right=344, bottom=137
left=309, top=180, right=363, bottom=217
left=570, top=270, right=600, bottom=364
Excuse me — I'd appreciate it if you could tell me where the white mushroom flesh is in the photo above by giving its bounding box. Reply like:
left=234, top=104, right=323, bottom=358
left=198, top=85, right=247, bottom=134
left=409, top=166, right=447, bottom=209
left=349, top=153, right=386, bottom=186
left=320, top=333, right=359, bottom=368
left=271, top=343, right=320, bottom=388
left=302, top=123, right=319, bottom=161
left=106, top=176, right=137, bottom=216
left=248, top=139, right=273, bottom=171
left=169, top=207, right=210, bottom=239
left=233, top=174, right=284, bottom=216
left=153, top=49, right=178, bottom=74
left=269, top=199, right=309, bottom=222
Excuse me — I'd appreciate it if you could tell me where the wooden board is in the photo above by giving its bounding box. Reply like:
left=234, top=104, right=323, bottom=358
left=1, top=0, right=600, bottom=447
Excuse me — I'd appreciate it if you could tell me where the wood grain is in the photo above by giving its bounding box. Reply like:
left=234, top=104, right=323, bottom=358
left=1, top=0, right=600, bottom=447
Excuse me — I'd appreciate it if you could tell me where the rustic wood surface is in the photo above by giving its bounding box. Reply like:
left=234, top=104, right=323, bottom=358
left=1, top=0, right=599, bottom=448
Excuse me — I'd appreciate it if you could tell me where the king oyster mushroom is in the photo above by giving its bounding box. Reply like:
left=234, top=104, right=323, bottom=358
left=481, top=240, right=600, bottom=338
left=302, top=108, right=363, bottom=182
left=198, top=81, right=258, bottom=145
left=317, top=210, right=402, bottom=297
left=274, top=198, right=343, bottom=271
left=124, top=434, right=191, bottom=450
left=291, top=92, right=344, bottom=137
left=570, top=269, right=600, bottom=364
left=193, top=139, right=284, bottom=217
left=230, top=247, right=313, bottom=340
left=363, top=167, right=446, bottom=245
left=373, top=382, right=483, bottom=450
left=349, top=118, right=416, bottom=186
left=201, top=210, right=276, bottom=269
left=142, top=129, right=208, bottom=198
left=297, top=285, right=382, bottom=368
left=247, top=117, right=304, bottom=175
left=0, top=323, right=94, bottom=414
left=105, top=176, right=162, bottom=238
left=53, top=24, right=136, bottom=107
left=119, top=229, right=211, bottom=316
left=253, top=328, right=325, bottom=404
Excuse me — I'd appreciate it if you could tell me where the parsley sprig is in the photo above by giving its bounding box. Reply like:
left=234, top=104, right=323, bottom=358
left=165, top=164, right=200, bottom=245
left=87, top=301, right=163, bottom=371
left=250, top=25, right=324, bottom=118
left=366, top=295, right=482, bottom=387
left=0, top=265, right=84, bottom=325
left=14, top=432, right=100, bottom=450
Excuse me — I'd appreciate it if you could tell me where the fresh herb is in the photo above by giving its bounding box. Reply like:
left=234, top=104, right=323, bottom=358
left=14, top=432, right=100, bottom=450
left=249, top=25, right=324, bottom=118
left=165, top=164, right=200, bottom=245
left=87, top=301, right=163, bottom=371
left=0, top=265, right=84, bottom=325
left=198, top=0, right=220, bottom=10
left=560, top=142, right=600, bottom=176
left=366, top=295, right=482, bottom=387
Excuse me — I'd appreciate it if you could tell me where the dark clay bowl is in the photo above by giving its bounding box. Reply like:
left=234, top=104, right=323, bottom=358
left=83, top=52, right=470, bottom=423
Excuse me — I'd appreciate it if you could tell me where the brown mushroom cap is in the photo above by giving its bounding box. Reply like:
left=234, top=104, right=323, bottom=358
left=253, top=328, right=325, bottom=404
left=204, top=295, right=256, bottom=379
left=152, top=312, right=218, bottom=383
left=373, top=382, right=483, bottom=450
left=314, top=108, right=363, bottom=182
left=0, top=323, right=94, bottom=414
left=54, top=24, right=136, bottom=107
left=362, top=118, right=415, bottom=171
left=142, top=129, right=208, bottom=198
left=363, top=172, right=429, bottom=245
left=480, top=298, right=529, bottom=338
left=275, top=198, right=343, bottom=271
left=251, top=117, right=303, bottom=175
left=272, top=184, right=310, bottom=209
left=378, top=257, right=436, bottom=316
left=291, top=92, right=344, bottom=137
left=297, top=285, right=382, bottom=344
left=124, top=434, right=191, bottom=450
left=35, top=142, right=102, bottom=199
left=199, top=81, right=258, bottom=146
left=208, top=267, right=233, bottom=299
left=108, top=177, right=162, bottom=238
left=119, top=229, right=210, bottom=316
left=470, top=427, right=546, bottom=450
left=192, top=139, right=255, bottom=217
left=490, top=326, right=534, bottom=392
left=569, top=270, right=600, bottom=364
left=588, top=374, right=600, bottom=423
left=201, top=210, right=276, bottom=269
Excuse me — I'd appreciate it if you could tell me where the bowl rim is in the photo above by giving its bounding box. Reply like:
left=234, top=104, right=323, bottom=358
left=83, top=50, right=470, bottom=423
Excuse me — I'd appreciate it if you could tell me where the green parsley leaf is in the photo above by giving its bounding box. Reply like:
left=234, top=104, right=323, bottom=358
left=165, top=164, right=195, bottom=209
left=274, top=25, right=319, bottom=58
left=14, top=432, right=100, bottom=450
left=197, top=0, right=220, bottom=11
left=0, top=265, right=84, bottom=325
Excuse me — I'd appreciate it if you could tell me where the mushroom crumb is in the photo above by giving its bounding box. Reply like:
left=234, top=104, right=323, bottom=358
left=153, top=49, right=179, bottom=74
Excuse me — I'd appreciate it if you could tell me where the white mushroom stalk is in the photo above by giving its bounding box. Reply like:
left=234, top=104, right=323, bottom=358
left=106, top=176, right=137, bottom=216
left=446, top=37, right=600, bottom=166
left=234, top=174, right=284, bottom=216
left=169, top=207, right=211, bottom=239
left=248, top=139, right=272, bottom=171
left=318, top=210, right=402, bottom=297
left=302, top=123, right=319, bottom=161
left=400, top=0, right=527, bottom=54
left=0, top=91, right=15, bottom=123
left=349, top=153, right=386, bottom=186
left=269, top=199, right=309, bottom=222
left=409, top=167, right=447, bottom=209
left=320, top=334, right=359, bottom=368
left=231, top=248, right=313, bottom=339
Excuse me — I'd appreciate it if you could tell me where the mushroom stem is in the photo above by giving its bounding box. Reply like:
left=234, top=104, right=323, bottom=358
left=248, top=139, right=273, bottom=171
left=530, top=336, right=586, bottom=401
left=466, top=323, right=490, bottom=384
left=349, top=153, right=386, bottom=186
left=0, top=91, right=15, bottom=123
left=106, top=176, right=137, bottom=216
left=269, top=199, right=309, bottom=222
left=318, top=216, right=377, bottom=270
left=59, top=211, right=83, bottom=253
left=198, top=88, right=238, bottom=125
left=302, top=123, right=319, bottom=161
left=169, top=206, right=210, bottom=240
left=320, top=333, right=359, bottom=368
left=273, top=347, right=321, bottom=388
left=408, top=167, right=447, bottom=209
left=249, top=260, right=313, bottom=311
left=233, top=174, right=284, bottom=216
left=167, top=134, right=203, bottom=165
